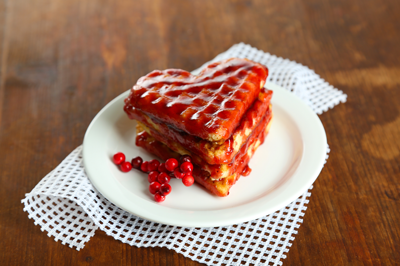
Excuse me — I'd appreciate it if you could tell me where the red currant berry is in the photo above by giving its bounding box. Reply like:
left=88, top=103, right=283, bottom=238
left=148, top=159, right=160, bottom=172
left=120, top=161, right=132, bottom=172
left=158, top=172, right=171, bottom=184
left=173, top=168, right=185, bottom=179
left=158, top=163, right=167, bottom=173
left=165, top=158, right=178, bottom=172
left=182, top=175, right=194, bottom=186
left=131, top=156, right=143, bottom=169
left=160, top=183, right=172, bottom=196
left=154, top=192, right=165, bottom=203
left=149, top=182, right=161, bottom=195
left=113, top=152, right=125, bottom=165
left=180, top=162, right=193, bottom=174
left=140, top=161, right=149, bottom=173
left=148, top=171, right=159, bottom=183
left=179, top=155, right=192, bottom=164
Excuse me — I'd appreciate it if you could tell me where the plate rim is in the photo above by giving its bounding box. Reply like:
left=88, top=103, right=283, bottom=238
left=83, top=81, right=327, bottom=227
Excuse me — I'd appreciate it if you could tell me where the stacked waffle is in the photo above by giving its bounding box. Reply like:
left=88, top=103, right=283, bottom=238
left=124, top=58, right=273, bottom=197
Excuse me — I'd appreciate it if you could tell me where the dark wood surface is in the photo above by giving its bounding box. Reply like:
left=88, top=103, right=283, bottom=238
left=0, top=0, right=399, bottom=265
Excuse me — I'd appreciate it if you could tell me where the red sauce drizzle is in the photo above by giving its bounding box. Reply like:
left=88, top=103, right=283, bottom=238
left=241, top=165, right=252, bottom=176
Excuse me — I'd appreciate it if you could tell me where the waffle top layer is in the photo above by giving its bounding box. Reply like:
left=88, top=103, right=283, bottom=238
left=124, top=58, right=268, bottom=142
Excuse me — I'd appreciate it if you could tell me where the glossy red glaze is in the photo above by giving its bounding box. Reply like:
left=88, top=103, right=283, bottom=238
left=124, top=58, right=268, bottom=142
left=139, top=106, right=272, bottom=179
left=127, top=89, right=272, bottom=164
left=135, top=114, right=272, bottom=196
left=241, top=165, right=252, bottom=176
left=193, top=122, right=271, bottom=197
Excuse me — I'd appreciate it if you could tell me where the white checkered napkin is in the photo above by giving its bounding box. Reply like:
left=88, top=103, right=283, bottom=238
left=22, top=43, right=345, bottom=265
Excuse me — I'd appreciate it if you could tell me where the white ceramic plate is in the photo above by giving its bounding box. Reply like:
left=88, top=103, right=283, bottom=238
left=83, top=82, right=327, bottom=227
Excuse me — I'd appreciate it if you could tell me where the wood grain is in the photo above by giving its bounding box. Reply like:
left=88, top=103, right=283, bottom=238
left=0, top=0, right=399, bottom=265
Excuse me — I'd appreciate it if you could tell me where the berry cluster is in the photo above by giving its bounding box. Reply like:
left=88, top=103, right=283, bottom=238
left=112, top=152, right=195, bottom=203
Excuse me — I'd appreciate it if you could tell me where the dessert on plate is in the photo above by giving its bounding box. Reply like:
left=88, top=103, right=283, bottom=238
left=124, top=58, right=273, bottom=197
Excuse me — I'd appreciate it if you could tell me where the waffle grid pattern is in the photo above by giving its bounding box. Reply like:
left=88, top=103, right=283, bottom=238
left=22, top=43, right=345, bottom=265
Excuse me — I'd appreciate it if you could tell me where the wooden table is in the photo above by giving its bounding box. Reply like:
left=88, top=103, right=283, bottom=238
left=1, top=0, right=399, bottom=265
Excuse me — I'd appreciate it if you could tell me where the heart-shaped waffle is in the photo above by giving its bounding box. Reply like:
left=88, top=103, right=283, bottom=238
left=124, top=58, right=268, bottom=142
